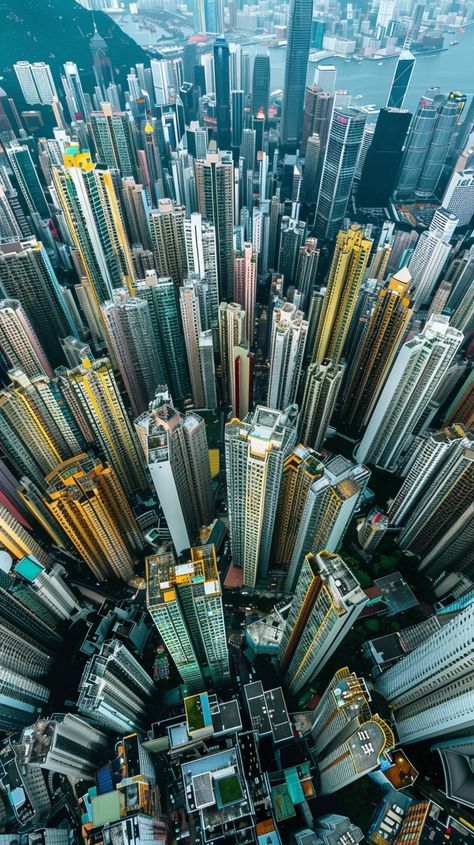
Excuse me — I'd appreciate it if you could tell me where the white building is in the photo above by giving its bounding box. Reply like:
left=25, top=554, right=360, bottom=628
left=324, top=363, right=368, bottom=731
left=356, top=315, right=463, bottom=471
left=375, top=607, right=474, bottom=743
left=442, top=149, right=474, bottom=228
left=408, top=208, right=458, bottom=310
left=14, top=61, right=57, bottom=105
left=267, top=301, right=308, bottom=411
left=18, top=713, right=108, bottom=778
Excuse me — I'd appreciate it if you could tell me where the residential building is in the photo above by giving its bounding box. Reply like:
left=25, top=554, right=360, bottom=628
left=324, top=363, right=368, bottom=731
left=90, top=102, right=137, bottom=178
left=102, top=290, right=163, bottom=416
left=18, top=714, right=108, bottom=778
left=149, top=199, right=187, bottom=287
left=312, top=224, right=372, bottom=365
left=295, top=238, right=320, bottom=312
left=267, top=300, right=308, bottom=410
left=66, top=355, right=149, bottom=495
left=356, top=315, right=463, bottom=470
left=280, top=552, right=367, bottom=693
left=135, top=390, right=214, bottom=555
left=146, top=544, right=229, bottom=692
left=6, top=143, right=50, bottom=219
left=14, top=61, right=57, bottom=105
left=232, top=344, right=253, bottom=420
left=219, top=301, right=246, bottom=404
left=0, top=298, right=53, bottom=378
left=194, top=151, right=234, bottom=300
left=341, top=269, right=413, bottom=431
left=180, top=275, right=215, bottom=409
left=311, top=668, right=395, bottom=794
left=78, top=639, right=155, bottom=733
left=184, top=213, right=219, bottom=335
left=44, top=453, right=143, bottom=582
left=225, top=405, right=298, bottom=587
left=408, top=208, right=457, bottom=309
left=233, top=243, right=257, bottom=345
left=375, top=607, right=474, bottom=742
left=298, top=359, right=343, bottom=451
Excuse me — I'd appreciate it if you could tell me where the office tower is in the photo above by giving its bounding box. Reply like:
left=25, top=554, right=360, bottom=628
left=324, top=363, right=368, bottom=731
left=225, top=405, right=298, bottom=587
left=301, top=134, right=321, bottom=207
left=312, top=224, right=372, bottom=365
left=355, top=122, right=375, bottom=183
left=341, top=269, right=413, bottom=431
left=149, top=198, right=186, bottom=287
left=387, top=50, right=416, bottom=109
left=314, top=109, right=367, bottom=239
left=14, top=61, right=57, bottom=105
left=90, top=26, right=114, bottom=94
left=251, top=53, right=270, bottom=118
left=135, top=391, right=214, bottom=554
left=299, top=359, right=343, bottom=451
left=66, top=355, right=149, bottom=496
left=7, top=143, right=50, bottom=220
left=231, top=89, right=244, bottom=149
left=198, top=0, right=224, bottom=34
left=0, top=369, right=91, bottom=485
left=376, top=607, right=474, bottom=743
left=357, top=108, right=412, bottom=207
left=219, top=301, right=247, bottom=403
left=233, top=243, right=257, bottom=345
left=396, top=90, right=442, bottom=199
left=278, top=217, right=306, bottom=289
left=280, top=0, right=313, bottom=150
left=232, top=344, right=253, bottom=419
left=180, top=276, right=215, bottom=409
left=214, top=38, right=231, bottom=151
left=18, top=714, right=107, bottom=779
left=194, top=151, right=234, bottom=300
left=279, top=552, right=367, bottom=693
left=271, top=445, right=324, bottom=573
left=301, top=85, right=334, bottom=157
left=442, top=148, right=474, bottom=227
left=295, top=238, right=320, bottom=312
left=408, top=208, right=457, bottom=309
left=53, top=147, right=136, bottom=307
left=285, top=456, right=370, bottom=592
left=416, top=92, right=466, bottom=199
left=356, top=315, right=463, bottom=470
left=45, top=455, right=142, bottom=582
left=102, top=290, right=163, bottom=416
left=184, top=213, right=219, bottom=334
left=312, top=669, right=395, bottom=794
left=62, top=61, right=90, bottom=121
left=78, top=639, right=154, bottom=733
left=267, top=301, right=308, bottom=410
left=13, top=557, right=79, bottom=621
left=135, top=272, right=191, bottom=405
left=0, top=298, right=53, bottom=379
left=147, top=544, right=229, bottom=692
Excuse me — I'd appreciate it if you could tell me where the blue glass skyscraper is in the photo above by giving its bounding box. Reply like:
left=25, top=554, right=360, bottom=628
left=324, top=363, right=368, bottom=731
left=280, top=0, right=313, bottom=151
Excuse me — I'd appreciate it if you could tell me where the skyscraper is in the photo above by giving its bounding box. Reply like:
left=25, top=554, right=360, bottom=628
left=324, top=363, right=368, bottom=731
left=267, top=301, right=308, bottom=410
left=219, top=301, right=246, bottom=403
left=135, top=390, right=214, bottom=554
left=232, top=344, right=253, bottom=420
left=61, top=61, right=90, bottom=121
left=387, top=50, right=416, bottom=110
left=301, top=85, right=334, bottom=157
left=442, top=147, right=474, bottom=227
left=312, top=224, right=372, bottom=365
left=90, top=26, right=114, bottom=95
left=149, top=199, right=187, bottom=287
left=341, top=269, right=413, bottom=431
left=233, top=243, right=257, bottom=345
left=311, top=669, right=395, bottom=794
left=356, top=315, right=463, bottom=470
left=45, top=454, right=143, bottom=582
left=295, top=237, right=320, bottom=311
left=225, top=405, right=298, bottom=587
left=280, top=0, right=313, bottom=150
left=301, top=134, right=321, bottom=207
left=251, top=53, right=270, bottom=118
left=90, top=102, right=138, bottom=179
left=376, top=608, right=474, bottom=743
left=184, top=213, right=219, bottom=335
left=78, top=639, right=154, bottom=733
left=194, top=151, right=234, bottom=300
left=278, top=217, right=306, bottom=289
left=298, top=359, right=343, bottom=451
left=285, top=456, right=370, bottom=592
left=357, top=108, right=412, bottom=207
left=408, top=208, right=457, bottom=309
left=66, top=355, right=149, bottom=496
left=279, top=552, right=367, bottom=693
left=396, top=90, right=443, bottom=199
left=180, top=275, right=215, bottom=409
left=17, top=714, right=108, bottom=779
left=13, top=61, right=57, bottom=106
left=146, top=544, right=229, bottom=692
left=6, top=143, right=50, bottom=219
left=135, top=271, right=191, bottom=405
left=0, top=299, right=53, bottom=379
left=214, top=38, right=232, bottom=151
left=416, top=91, right=466, bottom=198
left=102, top=290, right=163, bottom=416
left=314, top=109, right=367, bottom=239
